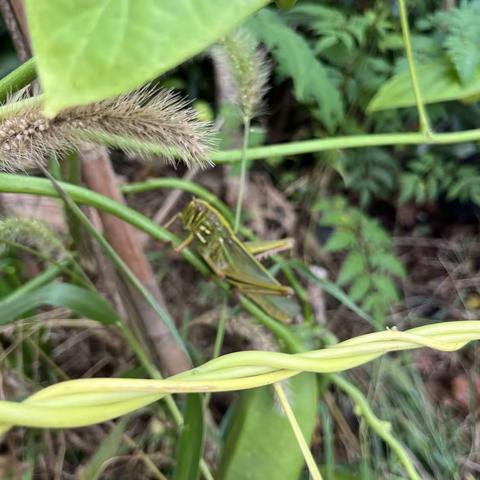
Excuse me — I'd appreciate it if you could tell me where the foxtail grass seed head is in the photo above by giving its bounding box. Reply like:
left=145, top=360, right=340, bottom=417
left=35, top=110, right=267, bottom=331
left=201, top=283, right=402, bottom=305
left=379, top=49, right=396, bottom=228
left=211, top=29, right=270, bottom=122
left=0, top=217, right=66, bottom=259
left=0, top=87, right=213, bottom=172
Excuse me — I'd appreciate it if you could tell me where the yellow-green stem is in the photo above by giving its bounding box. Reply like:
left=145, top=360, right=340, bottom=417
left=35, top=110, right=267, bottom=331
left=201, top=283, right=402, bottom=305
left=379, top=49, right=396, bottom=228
left=331, top=374, right=420, bottom=480
left=398, top=0, right=431, bottom=135
left=234, top=117, right=251, bottom=232
left=274, top=382, right=322, bottom=480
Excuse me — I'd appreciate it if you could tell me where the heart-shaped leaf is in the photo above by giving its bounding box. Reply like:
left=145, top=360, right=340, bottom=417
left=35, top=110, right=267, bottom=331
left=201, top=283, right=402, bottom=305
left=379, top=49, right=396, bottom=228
left=26, top=0, right=270, bottom=116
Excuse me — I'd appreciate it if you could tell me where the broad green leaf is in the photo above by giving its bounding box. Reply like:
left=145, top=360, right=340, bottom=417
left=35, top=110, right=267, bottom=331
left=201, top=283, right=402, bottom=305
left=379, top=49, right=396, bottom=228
left=218, top=373, right=317, bottom=480
left=275, top=0, right=297, bottom=8
left=0, top=282, right=120, bottom=325
left=173, top=394, right=204, bottom=480
left=367, top=57, right=480, bottom=112
left=77, top=417, right=129, bottom=480
left=25, top=0, right=270, bottom=116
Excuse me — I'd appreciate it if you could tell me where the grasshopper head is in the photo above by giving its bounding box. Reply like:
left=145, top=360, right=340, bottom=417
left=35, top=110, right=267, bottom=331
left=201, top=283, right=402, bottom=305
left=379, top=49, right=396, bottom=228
left=181, top=198, right=208, bottom=230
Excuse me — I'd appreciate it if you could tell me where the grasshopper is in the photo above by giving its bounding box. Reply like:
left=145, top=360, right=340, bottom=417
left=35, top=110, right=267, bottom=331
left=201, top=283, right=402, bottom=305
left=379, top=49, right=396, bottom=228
left=168, top=198, right=297, bottom=323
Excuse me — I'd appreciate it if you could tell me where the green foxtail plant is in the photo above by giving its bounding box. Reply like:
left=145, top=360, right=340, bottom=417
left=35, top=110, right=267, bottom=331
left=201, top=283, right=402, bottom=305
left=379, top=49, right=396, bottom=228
left=211, top=28, right=270, bottom=231
left=0, top=87, right=213, bottom=171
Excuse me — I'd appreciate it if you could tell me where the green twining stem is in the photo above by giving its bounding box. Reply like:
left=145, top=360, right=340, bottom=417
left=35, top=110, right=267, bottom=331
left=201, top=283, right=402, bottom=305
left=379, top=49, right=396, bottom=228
left=398, top=0, right=431, bottom=135
left=0, top=58, right=36, bottom=102
left=0, top=321, right=477, bottom=427
left=210, top=129, right=480, bottom=163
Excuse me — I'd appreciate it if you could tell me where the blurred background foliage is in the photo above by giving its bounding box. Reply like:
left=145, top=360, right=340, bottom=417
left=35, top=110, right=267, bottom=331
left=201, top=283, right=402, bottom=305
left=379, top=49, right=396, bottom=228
left=1, top=1, right=480, bottom=479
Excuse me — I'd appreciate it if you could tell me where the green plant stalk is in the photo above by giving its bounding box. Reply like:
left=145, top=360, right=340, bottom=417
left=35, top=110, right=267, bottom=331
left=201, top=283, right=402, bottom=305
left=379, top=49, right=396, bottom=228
left=274, top=381, right=322, bottom=480
left=0, top=321, right=478, bottom=428
left=41, top=127, right=480, bottom=165
left=212, top=300, right=228, bottom=360
left=398, top=0, right=431, bottom=135
left=210, top=129, right=480, bottom=163
left=234, top=117, right=251, bottom=232
left=204, top=299, right=229, bottom=409
left=0, top=99, right=478, bottom=167
left=122, top=178, right=232, bottom=221
left=0, top=58, right=36, bottom=102
left=0, top=174, right=206, bottom=269
left=331, top=374, right=420, bottom=480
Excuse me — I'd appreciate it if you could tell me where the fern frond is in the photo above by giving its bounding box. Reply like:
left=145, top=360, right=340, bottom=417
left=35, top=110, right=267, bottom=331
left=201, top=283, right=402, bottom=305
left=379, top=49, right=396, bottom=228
left=434, top=1, right=480, bottom=83
left=249, top=8, right=343, bottom=132
left=316, top=197, right=405, bottom=324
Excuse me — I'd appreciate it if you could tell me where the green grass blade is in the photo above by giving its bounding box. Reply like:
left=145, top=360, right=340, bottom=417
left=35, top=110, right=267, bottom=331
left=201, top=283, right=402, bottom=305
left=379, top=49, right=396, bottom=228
left=292, top=261, right=375, bottom=328
left=173, top=393, right=205, bottom=480
left=78, top=417, right=129, bottom=480
left=0, top=282, right=120, bottom=325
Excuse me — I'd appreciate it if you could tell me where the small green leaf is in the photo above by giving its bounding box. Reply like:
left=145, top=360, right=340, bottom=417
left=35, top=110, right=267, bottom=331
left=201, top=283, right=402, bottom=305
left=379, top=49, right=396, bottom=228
left=173, top=394, right=204, bottom=480
left=26, top=0, right=270, bottom=116
left=324, top=230, right=356, bottom=253
left=338, top=251, right=365, bottom=286
left=399, top=175, right=418, bottom=203
left=374, top=253, right=406, bottom=278
left=367, top=57, right=480, bottom=112
left=348, top=276, right=371, bottom=302
left=371, top=275, right=399, bottom=302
